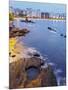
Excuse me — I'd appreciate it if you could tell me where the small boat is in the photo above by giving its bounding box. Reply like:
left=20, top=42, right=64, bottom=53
left=60, top=34, right=66, bottom=38
left=64, top=35, right=66, bottom=38
left=20, top=17, right=34, bottom=23
left=60, top=34, right=63, bottom=36
left=20, top=20, right=34, bottom=23
left=48, top=27, right=56, bottom=32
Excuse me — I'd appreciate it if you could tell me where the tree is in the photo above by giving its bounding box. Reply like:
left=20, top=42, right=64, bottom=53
left=9, top=13, right=14, bottom=21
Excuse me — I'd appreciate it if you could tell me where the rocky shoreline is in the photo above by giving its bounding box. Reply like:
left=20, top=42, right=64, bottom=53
left=9, top=28, right=30, bottom=38
left=9, top=57, right=57, bottom=89
left=9, top=26, right=57, bottom=89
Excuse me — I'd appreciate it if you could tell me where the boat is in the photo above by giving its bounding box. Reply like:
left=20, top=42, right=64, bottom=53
left=48, top=27, right=56, bottom=32
left=60, top=34, right=63, bottom=36
left=60, top=34, right=66, bottom=38
left=64, top=35, right=66, bottom=38
left=20, top=17, right=34, bottom=23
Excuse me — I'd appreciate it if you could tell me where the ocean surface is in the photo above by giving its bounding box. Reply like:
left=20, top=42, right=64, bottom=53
left=14, top=19, right=66, bottom=85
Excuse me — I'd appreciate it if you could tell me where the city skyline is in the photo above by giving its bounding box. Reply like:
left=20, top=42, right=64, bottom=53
left=9, top=1, right=66, bottom=14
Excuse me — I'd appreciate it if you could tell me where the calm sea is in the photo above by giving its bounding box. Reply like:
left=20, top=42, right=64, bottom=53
left=14, top=19, right=66, bottom=85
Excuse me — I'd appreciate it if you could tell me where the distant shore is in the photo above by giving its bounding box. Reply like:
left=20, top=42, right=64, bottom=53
left=14, top=17, right=66, bottom=21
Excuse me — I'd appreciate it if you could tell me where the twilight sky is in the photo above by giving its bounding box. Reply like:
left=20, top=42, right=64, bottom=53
left=9, top=0, right=66, bottom=13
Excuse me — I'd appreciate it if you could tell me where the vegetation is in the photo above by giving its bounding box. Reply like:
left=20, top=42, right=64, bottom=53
left=9, top=13, right=14, bottom=21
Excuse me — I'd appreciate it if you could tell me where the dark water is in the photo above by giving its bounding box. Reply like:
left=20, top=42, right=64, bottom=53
left=26, top=67, right=39, bottom=80
left=14, top=19, right=66, bottom=85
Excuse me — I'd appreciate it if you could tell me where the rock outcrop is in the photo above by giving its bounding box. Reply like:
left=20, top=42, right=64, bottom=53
left=9, top=27, right=30, bottom=38
left=9, top=56, right=57, bottom=89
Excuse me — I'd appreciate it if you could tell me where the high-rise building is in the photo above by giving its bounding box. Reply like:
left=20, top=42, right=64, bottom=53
left=41, top=12, right=50, bottom=19
left=36, top=9, right=41, bottom=18
left=26, top=8, right=32, bottom=17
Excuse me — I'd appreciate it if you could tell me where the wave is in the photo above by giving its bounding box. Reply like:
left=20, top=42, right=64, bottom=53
left=57, top=77, right=66, bottom=86
left=23, top=47, right=45, bottom=60
left=48, top=62, right=55, bottom=66
left=54, top=69, right=63, bottom=75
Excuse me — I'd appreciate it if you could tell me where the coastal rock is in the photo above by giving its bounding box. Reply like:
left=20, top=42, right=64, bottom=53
left=9, top=56, right=57, bottom=89
left=9, top=36, right=57, bottom=89
left=9, top=28, right=30, bottom=38
left=25, top=57, right=44, bottom=69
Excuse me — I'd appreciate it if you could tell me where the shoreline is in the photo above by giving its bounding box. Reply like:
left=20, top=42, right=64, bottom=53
left=14, top=17, right=66, bottom=21
left=9, top=36, right=66, bottom=88
left=9, top=37, right=58, bottom=88
left=9, top=20, right=66, bottom=88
